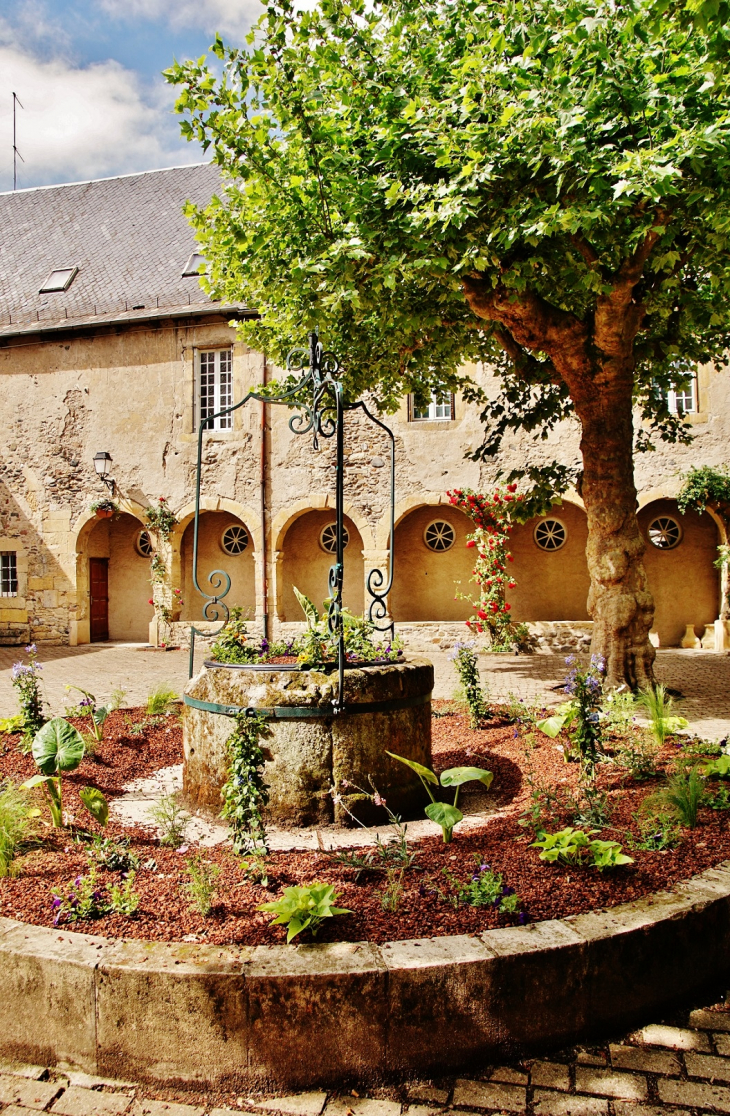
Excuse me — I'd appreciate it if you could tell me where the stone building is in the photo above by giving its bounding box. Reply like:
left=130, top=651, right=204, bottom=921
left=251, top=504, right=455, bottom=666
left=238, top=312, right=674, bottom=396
left=0, top=163, right=726, bottom=655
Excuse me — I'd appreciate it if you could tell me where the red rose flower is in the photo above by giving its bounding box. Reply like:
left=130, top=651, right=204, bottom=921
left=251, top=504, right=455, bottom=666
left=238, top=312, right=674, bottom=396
left=466, top=539, right=476, bottom=548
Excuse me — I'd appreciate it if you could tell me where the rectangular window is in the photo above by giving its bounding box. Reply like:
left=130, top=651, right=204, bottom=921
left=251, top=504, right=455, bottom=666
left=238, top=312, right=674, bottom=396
left=410, top=392, right=455, bottom=421
left=0, top=553, right=17, bottom=598
left=197, top=349, right=233, bottom=431
left=667, top=376, right=697, bottom=415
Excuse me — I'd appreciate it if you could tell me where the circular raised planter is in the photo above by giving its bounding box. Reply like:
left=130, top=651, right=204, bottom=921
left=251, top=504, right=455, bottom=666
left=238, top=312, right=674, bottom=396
left=183, top=656, right=434, bottom=826
left=2, top=863, right=730, bottom=1089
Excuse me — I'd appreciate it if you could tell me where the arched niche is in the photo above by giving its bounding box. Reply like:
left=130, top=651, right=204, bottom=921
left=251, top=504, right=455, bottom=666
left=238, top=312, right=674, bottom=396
left=389, top=504, right=473, bottom=622
left=507, top=501, right=591, bottom=621
left=85, top=512, right=154, bottom=641
left=180, top=511, right=256, bottom=623
left=279, top=510, right=364, bottom=620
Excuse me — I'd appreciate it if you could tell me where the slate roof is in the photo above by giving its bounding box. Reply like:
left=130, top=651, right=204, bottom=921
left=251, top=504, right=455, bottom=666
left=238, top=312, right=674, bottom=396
left=0, top=163, right=251, bottom=337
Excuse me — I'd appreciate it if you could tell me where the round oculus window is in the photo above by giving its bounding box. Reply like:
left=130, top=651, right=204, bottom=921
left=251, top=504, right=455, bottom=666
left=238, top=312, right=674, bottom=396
left=648, top=515, right=682, bottom=550
left=534, top=518, right=567, bottom=551
left=424, top=520, right=456, bottom=552
left=320, top=523, right=349, bottom=554
left=135, top=529, right=154, bottom=557
left=221, top=524, right=249, bottom=555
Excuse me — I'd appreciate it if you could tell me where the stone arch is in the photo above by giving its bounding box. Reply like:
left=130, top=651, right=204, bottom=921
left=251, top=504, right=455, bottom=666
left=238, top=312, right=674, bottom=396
left=637, top=496, right=720, bottom=646
left=507, top=502, right=591, bottom=622
left=389, top=502, right=474, bottom=622
left=271, top=496, right=374, bottom=554
left=71, top=500, right=152, bottom=643
left=178, top=508, right=258, bottom=624
left=278, top=508, right=366, bottom=621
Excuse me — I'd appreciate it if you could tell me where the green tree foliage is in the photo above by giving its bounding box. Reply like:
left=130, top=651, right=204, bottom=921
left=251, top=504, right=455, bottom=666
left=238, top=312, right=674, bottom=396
left=165, top=0, right=730, bottom=685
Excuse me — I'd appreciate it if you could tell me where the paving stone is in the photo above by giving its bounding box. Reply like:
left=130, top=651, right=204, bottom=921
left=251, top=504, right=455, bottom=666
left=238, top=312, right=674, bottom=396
left=573, top=1068, right=648, bottom=1101
left=325, top=1099, right=400, bottom=1116
left=489, top=1067, right=527, bottom=1085
left=407, top=1086, right=449, bottom=1106
left=532, top=1091, right=608, bottom=1116
left=685, top=1051, right=730, bottom=1081
left=530, top=1063, right=570, bottom=1092
left=613, top=1106, right=690, bottom=1116
left=658, top=1077, right=730, bottom=1111
left=65, top=1072, right=135, bottom=1092
left=130, top=1101, right=206, bottom=1116
left=690, top=1008, right=730, bottom=1032
left=404, top=1106, right=441, bottom=1116
left=609, top=1043, right=681, bottom=1075
left=50, top=1086, right=132, bottom=1116
left=0, top=1062, right=47, bottom=1081
left=3, top=1108, right=63, bottom=1116
left=717, top=1034, right=730, bottom=1056
left=575, top=1050, right=607, bottom=1066
left=638, top=1023, right=712, bottom=1051
left=253, top=1097, right=327, bottom=1116
left=451, top=1080, right=526, bottom=1112
left=0, top=1075, right=64, bottom=1110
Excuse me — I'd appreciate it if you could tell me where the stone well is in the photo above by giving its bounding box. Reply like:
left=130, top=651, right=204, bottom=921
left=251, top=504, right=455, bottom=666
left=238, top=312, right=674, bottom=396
left=183, top=656, right=434, bottom=827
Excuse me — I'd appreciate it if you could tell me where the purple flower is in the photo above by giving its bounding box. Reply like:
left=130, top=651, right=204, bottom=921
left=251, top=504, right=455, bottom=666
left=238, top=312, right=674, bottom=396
left=518, top=912, right=528, bottom=924
left=51, top=898, right=61, bottom=909
left=25, top=644, right=37, bottom=654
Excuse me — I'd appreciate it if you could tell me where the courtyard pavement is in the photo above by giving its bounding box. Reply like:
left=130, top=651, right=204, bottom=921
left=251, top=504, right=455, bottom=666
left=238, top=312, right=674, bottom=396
left=2, top=996, right=730, bottom=1114
left=0, top=642, right=728, bottom=738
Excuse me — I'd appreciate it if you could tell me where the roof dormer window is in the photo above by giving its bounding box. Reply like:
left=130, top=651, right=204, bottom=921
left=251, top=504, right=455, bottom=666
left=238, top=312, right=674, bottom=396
left=39, top=266, right=78, bottom=293
left=182, top=252, right=206, bottom=277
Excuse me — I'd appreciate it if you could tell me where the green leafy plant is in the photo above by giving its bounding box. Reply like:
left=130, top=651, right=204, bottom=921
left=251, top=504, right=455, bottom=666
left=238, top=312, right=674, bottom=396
left=64, top=685, right=109, bottom=748
left=630, top=811, right=682, bottom=850
left=614, top=739, right=659, bottom=782
left=603, top=689, right=637, bottom=735
left=11, top=645, right=46, bottom=750
left=387, top=752, right=493, bottom=844
left=221, top=711, right=269, bottom=853
left=144, top=496, right=178, bottom=540
left=107, top=872, right=140, bottom=917
left=258, top=882, right=351, bottom=943
left=441, top=855, right=522, bottom=914
left=148, top=793, right=190, bottom=847
left=240, top=846, right=269, bottom=887
left=88, top=836, right=140, bottom=873
left=702, top=754, right=730, bottom=779
left=645, top=765, right=705, bottom=828
left=705, top=785, right=730, bottom=811
left=531, top=827, right=633, bottom=871
left=108, top=687, right=128, bottom=711
left=0, top=715, right=24, bottom=736
left=380, top=866, right=405, bottom=913
left=185, top=853, right=221, bottom=917
left=90, top=498, right=118, bottom=515
left=448, top=641, right=489, bottom=727
left=0, top=779, right=38, bottom=878
left=21, top=719, right=108, bottom=829
left=537, top=657, right=605, bottom=773
left=636, top=685, right=689, bottom=747
left=51, top=864, right=107, bottom=924
left=326, top=778, right=417, bottom=880
left=146, top=685, right=179, bottom=716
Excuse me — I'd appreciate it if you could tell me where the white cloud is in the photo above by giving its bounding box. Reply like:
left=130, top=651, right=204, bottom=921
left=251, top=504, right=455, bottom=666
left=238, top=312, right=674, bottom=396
left=0, top=42, right=202, bottom=192
left=97, top=0, right=265, bottom=37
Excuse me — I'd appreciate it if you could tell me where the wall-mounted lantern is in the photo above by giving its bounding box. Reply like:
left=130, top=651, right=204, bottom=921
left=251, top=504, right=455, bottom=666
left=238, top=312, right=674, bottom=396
left=93, top=451, right=115, bottom=493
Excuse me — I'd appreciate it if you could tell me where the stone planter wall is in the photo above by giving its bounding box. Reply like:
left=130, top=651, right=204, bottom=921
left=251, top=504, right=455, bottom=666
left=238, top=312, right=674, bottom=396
left=183, top=657, right=434, bottom=827
left=2, top=863, right=730, bottom=1089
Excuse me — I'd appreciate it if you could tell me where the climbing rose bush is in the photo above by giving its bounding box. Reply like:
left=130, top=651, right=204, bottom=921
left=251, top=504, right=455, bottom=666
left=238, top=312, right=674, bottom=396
left=448, top=486, right=522, bottom=648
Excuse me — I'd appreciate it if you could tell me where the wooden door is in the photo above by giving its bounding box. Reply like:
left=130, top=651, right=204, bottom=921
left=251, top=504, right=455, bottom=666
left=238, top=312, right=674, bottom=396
left=89, top=558, right=109, bottom=642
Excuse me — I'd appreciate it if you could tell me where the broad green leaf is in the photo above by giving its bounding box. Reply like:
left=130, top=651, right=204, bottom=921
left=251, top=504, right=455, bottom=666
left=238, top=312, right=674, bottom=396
left=425, top=801, right=464, bottom=829
left=440, top=766, right=493, bottom=789
left=703, top=754, right=730, bottom=778
left=662, top=716, right=689, bottom=733
left=79, top=786, right=109, bottom=827
left=32, top=718, right=85, bottom=775
left=536, top=713, right=571, bottom=738
left=292, top=586, right=319, bottom=629
left=93, top=707, right=109, bottom=728
left=20, top=774, right=53, bottom=790
left=386, top=751, right=438, bottom=785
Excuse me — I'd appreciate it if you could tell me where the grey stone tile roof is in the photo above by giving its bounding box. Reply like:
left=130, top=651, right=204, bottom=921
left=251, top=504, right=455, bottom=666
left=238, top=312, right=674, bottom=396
left=0, top=163, right=249, bottom=335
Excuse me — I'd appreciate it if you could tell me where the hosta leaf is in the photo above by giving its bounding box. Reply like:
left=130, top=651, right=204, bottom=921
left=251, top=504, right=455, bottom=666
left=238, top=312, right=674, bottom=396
left=386, top=751, right=438, bottom=785
left=440, top=766, right=493, bottom=789
left=425, top=801, right=463, bottom=829
left=32, top=718, right=85, bottom=775
left=79, top=786, right=109, bottom=827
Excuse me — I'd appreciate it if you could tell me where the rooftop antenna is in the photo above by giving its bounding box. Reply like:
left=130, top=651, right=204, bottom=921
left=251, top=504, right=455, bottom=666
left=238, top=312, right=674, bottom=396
left=12, top=93, right=24, bottom=191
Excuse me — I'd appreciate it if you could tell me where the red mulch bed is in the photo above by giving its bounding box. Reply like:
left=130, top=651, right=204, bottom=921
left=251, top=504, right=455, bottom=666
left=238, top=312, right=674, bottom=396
left=1, top=705, right=729, bottom=945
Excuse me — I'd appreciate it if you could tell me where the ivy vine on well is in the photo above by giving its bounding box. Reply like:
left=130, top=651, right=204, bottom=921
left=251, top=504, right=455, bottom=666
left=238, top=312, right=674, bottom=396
left=220, top=711, right=270, bottom=853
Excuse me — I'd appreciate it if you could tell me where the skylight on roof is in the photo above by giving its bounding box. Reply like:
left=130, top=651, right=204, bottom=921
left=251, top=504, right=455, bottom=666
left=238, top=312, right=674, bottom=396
left=182, top=252, right=206, bottom=277
left=39, top=266, right=78, bottom=293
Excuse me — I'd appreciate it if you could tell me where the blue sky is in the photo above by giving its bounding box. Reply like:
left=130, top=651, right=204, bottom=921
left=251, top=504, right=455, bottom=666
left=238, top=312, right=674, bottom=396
left=0, top=0, right=264, bottom=192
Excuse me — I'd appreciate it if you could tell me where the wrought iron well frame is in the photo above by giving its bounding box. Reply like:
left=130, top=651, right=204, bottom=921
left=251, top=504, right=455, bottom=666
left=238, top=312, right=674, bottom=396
left=187, top=331, right=396, bottom=713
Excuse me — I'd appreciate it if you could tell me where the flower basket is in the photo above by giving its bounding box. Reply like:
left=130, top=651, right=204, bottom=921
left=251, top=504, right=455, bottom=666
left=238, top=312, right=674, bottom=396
left=90, top=499, right=119, bottom=519
left=95, top=508, right=114, bottom=519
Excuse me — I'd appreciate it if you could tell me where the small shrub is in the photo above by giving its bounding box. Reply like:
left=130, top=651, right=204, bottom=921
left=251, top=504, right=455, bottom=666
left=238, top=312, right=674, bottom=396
left=630, top=811, right=682, bottom=850
left=258, top=882, right=351, bottom=943
left=448, top=641, right=489, bottom=728
left=387, top=752, right=493, bottom=844
left=22, top=718, right=108, bottom=830
left=184, top=853, right=221, bottom=917
left=614, top=739, right=659, bottom=781
left=0, top=779, right=37, bottom=877
left=148, top=793, right=190, bottom=847
left=603, top=688, right=637, bottom=735
left=0, top=715, right=24, bottom=736
left=381, top=865, right=405, bottom=912
left=240, top=847, right=270, bottom=887
left=146, top=685, right=179, bottom=716
left=51, top=864, right=107, bottom=924
left=441, top=856, right=523, bottom=914
left=108, top=687, right=128, bottom=711
left=646, top=765, right=705, bottom=828
left=89, top=836, right=140, bottom=873
left=636, top=685, right=688, bottom=747
left=107, top=872, right=140, bottom=917
left=11, top=645, right=46, bottom=749
left=531, top=827, right=633, bottom=870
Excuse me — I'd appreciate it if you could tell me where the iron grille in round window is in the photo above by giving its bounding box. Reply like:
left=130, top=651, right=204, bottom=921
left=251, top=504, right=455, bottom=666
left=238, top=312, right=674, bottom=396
left=648, top=516, right=682, bottom=550
left=135, top=530, right=154, bottom=557
left=320, top=523, right=350, bottom=553
left=221, top=524, right=249, bottom=555
left=534, top=518, right=567, bottom=552
left=424, top=520, right=456, bottom=552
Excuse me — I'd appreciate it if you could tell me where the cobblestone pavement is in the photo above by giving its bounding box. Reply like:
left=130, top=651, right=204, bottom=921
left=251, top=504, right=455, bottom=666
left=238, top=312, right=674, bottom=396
left=3, top=996, right=730, bottom=1115
left=0, top=643, right=727, bottom=738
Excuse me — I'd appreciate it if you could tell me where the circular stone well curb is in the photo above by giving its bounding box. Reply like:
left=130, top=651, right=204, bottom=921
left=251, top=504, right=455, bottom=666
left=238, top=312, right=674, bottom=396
left=2, top=862, right=730, bottom=1089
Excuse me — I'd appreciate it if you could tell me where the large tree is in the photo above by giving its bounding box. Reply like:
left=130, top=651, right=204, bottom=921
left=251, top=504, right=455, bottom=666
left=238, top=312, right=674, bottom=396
left=166, top=0, right=730, bottom=687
